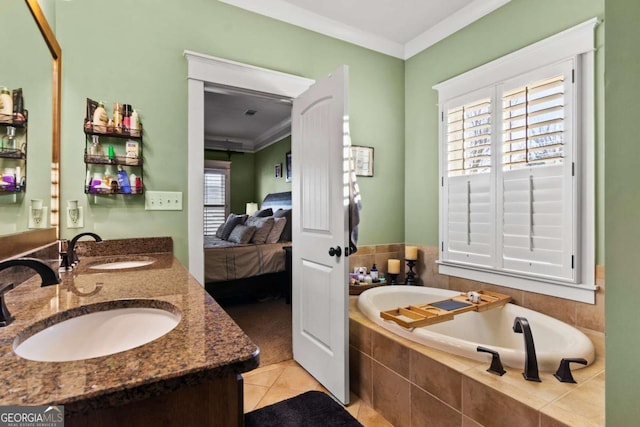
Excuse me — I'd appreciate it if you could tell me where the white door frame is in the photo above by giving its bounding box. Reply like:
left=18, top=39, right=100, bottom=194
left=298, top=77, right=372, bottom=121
left=184, top=51, right=315, bottom=284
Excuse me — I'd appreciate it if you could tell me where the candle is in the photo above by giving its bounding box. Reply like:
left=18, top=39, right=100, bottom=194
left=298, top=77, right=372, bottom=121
left=388, top=259, right=400, bottom=274
left=405, top=245, right=418, bottom=260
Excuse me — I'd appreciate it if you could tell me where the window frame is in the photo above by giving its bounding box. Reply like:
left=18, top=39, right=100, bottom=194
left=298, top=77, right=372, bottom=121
left=203, top=160, right=231, bottom=236
left=434, top=18, right=598, bottom=303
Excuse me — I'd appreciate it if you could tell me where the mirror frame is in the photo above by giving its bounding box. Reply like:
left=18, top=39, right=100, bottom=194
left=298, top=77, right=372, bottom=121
left=26, top=0, right=61, bottom=237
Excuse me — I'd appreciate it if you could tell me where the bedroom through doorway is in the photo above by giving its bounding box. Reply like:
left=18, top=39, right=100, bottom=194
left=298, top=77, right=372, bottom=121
left=203, top=86, right=294, bottom=367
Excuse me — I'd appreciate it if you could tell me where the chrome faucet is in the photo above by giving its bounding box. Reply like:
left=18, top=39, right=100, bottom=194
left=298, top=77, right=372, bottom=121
left=0, top=258, right=61, bottom=326
left=512, top=316, right=541, bottom=382
left=64, top=232, right=102, bottom=268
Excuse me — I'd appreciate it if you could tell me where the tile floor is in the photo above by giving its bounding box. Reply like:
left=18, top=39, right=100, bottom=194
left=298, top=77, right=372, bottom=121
left=243, top=359, right=392, bottom=426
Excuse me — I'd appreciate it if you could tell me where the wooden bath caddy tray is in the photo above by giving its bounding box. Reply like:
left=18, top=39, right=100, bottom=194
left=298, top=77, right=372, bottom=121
left=380, top=290, right=511, bottom=328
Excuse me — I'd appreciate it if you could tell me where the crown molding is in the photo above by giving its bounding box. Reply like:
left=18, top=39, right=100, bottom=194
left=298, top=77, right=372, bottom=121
left=219, top=0, right=404, bottom=58
left=219, top=0, right=512, bottom=60
left=404, top=0, right=512, bottom=59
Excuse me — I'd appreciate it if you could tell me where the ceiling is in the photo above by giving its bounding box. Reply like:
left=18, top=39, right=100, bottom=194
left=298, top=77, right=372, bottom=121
left=206, top=0, right=512, bottom=153
left=219, top=0, right=511, bottom=59
left=204, top=86, right=292, bottom=153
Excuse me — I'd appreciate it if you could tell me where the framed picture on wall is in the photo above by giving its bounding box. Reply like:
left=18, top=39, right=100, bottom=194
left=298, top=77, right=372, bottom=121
left=275, top=163, right=282, bottom=178
left=351, top=145, right=374, bottom=177
left=285, top=151, right=292, bottom=182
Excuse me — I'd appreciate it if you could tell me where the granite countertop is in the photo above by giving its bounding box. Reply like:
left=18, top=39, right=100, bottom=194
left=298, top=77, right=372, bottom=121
left=0, top=251, right=259, bottom=416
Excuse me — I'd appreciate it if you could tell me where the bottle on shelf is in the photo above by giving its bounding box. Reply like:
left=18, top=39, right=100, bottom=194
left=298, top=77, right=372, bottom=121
left=370, top=264, right=379, bottom=282
left=92, top=101, right=108, bottom=132
left=1, top=126, right=16, bottom=151
left=117, top=166, right=131, bottom=193
left=112, top=102, right=123, bottom=133
left=122, top=104, right=132, bottom=130
left=90, top=135, right=104, bottom=160
left=130, top=109, right=139, bottom=133
left=0, top=87, right=13, bottom=117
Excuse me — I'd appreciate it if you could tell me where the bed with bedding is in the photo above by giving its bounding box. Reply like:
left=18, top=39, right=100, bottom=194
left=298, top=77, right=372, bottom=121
left=204, top=191, right=292, bottom=301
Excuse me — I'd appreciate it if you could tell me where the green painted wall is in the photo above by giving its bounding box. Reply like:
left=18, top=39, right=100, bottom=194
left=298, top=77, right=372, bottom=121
left=55, top=0, right=405, bottom=265
left=255, top=136, right=291, bottom=201
left=204, top=150, right=256, bottom=215
left=605, top=1, right=640, bottom=423
left=0, top=0, right=53, bottom=235
left=404, top=0, right=605, bottom=264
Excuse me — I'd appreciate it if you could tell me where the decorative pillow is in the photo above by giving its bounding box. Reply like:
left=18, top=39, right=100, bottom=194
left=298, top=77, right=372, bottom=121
left=246, top=216, right=275, bottom=244
left=265, top=217, right=287, bottom=244
left=227, top=224, right=256, bottom=244
left=273, top=208, right=292, bottom=241
left=252, top=207, right=273, bottom=218
left=215, top=214, right=247, bottom=240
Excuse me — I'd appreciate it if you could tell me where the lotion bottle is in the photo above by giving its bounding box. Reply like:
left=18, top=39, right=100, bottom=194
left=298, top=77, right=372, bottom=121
left=117, top=166, right=131, bottom=193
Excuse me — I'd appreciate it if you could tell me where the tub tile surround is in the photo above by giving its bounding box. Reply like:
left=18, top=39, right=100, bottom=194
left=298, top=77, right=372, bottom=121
left=349, top=298, right=605, bottom=426
left=0, top=237, right=259, bottom=424
left=351, top=244, right=605, bottom=333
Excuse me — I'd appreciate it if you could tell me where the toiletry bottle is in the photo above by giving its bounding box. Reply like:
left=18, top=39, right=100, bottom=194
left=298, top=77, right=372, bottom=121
left=125, top=140, right=139, bottom=165
left=12, top=88, right=24, bottom=122
left=15, top=166, right=21, bottom=190
left=108, top=145, right=115, bottom=161
left=122, top=104, right=132, bottom=130
left=129, top=173, right=137, bottom=194
left=112, top=102, right=123, bottom=132
left=0, top=87, right=13, bottom=117
left=90, top=135, right=104, bottom=159
left=4, top=126, right=16, bottom=150
left=130, top=109, right=139, bottom=133
left=92, top=101, right=108, bottom=132
left=103, top=165, right=114, bottom=187
left=370, top=264, right=379, bottom=282
left=117, top=166, right=131, bottom=193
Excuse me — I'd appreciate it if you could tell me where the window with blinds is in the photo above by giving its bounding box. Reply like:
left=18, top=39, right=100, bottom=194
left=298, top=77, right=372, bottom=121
left=204, top=167, right=229, bottom=236
left=447, top=98, right=492, bottom=177
left=503, top=75, right=565, bottom=170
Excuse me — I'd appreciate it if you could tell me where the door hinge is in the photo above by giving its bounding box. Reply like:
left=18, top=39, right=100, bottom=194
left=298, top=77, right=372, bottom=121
left=441, top=241, right=444, bottom=252
left=571, top=255, right=575, bottom=269
left=441, top=176, right=444, bottom=187
left=572, top=69, right=575, bottom=83
left=572, top=162, right=575, bottom=176
left=441, top=111, right=444, bottom=122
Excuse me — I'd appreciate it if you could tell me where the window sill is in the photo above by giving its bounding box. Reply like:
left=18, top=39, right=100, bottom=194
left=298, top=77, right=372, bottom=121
left=437, top=261, right=597, bottom=304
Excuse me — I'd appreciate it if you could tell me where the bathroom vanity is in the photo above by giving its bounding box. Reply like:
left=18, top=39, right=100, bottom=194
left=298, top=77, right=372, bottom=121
left=0, top=238, right=259, bottom=426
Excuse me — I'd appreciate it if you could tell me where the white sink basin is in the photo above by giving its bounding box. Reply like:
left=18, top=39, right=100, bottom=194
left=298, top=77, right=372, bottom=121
left=14, top=306, right=181, bottom=362
left=89, top=259, right=155, bottom=270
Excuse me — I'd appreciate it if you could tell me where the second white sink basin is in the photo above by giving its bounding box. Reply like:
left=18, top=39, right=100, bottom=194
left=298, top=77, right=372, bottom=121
left=89, top=260, right=155, bottom=270
left=14, top=304, right=181, bottom=362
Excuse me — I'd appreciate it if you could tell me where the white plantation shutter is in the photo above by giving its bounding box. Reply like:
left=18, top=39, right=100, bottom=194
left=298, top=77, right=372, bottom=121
left=435, top=20, right=597, bottom=301
left=499, top=63, right=575, bottom=281
left=204, top=165, right=230, bottom=236
left=442, top=94, right=495, bottom=267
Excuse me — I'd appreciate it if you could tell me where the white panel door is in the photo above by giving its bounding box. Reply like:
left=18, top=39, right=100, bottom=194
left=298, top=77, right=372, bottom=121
left=291, top=65, right=350, bottom=404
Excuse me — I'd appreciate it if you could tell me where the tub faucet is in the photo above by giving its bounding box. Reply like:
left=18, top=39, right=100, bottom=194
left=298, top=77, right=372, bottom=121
left=66, top=232, right=102, bottom=267
left=512, top=316, right=541, bottom=382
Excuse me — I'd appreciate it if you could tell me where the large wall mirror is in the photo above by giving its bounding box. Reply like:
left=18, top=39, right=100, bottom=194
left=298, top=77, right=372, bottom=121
left=0, top=0, right=60, bottom=257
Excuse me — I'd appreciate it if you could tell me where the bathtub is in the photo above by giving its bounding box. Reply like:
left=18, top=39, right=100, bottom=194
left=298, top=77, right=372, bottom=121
left=357, top=286, right=595, bottom=372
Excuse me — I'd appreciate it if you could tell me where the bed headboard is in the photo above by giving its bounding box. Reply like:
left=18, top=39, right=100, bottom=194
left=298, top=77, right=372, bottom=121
left=261, top=191, right=292, bottom=212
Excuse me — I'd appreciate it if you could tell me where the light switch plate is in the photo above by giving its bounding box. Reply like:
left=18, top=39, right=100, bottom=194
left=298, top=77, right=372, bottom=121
left=145, top=191, right=183, bottom=211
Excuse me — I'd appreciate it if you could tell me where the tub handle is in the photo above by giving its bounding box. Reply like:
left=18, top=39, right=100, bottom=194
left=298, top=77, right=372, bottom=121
left=554, top=358, right=587, bottom=383
left=477, top=346, right=506, bottom=376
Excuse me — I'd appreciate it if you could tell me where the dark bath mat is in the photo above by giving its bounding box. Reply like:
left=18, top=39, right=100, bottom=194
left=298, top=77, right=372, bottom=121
left=245, top=391, right=363, bottom=427
left=430, top=300, right=472, bottom=311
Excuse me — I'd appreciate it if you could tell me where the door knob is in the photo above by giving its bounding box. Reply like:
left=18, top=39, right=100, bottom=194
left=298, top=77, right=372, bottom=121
left=328, top=246, right=342, bottom=257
